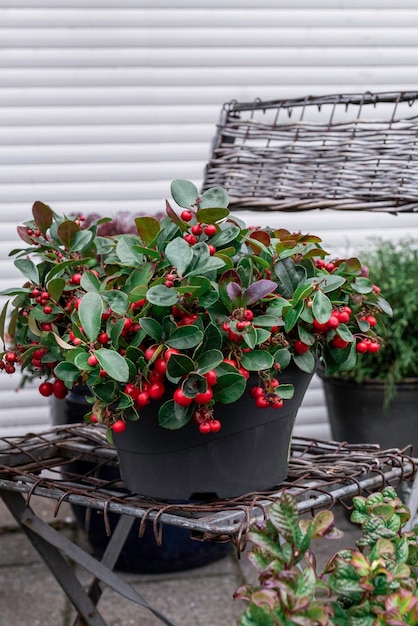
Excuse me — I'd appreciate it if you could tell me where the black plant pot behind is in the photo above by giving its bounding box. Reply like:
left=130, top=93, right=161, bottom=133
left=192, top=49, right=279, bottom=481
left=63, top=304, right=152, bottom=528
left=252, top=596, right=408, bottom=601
left=50, top=391, right=230, bottom=573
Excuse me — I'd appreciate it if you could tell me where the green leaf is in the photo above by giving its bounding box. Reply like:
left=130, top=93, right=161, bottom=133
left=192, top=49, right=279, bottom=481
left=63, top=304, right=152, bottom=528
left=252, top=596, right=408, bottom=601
left=315, top=274, right=346, bottom=293
left=194, top=322, right=223, bottom=357
left=32, top=201, right=53, bottom=235
left=208, top=225, right=240, bottom=248
left=14, top=258, right=39, bottom=284
left=166, top=325, right=203, bottom=350
left=196, top=349, right=224, bottom=374
left=166, top=353, right=195, bottom=378
left=243, top=326, right=258, bottom=350
left=273, top=384, right=293, bottom=402
left=312, top=290, right=332, bottom=323
left=293, top=351, right=316, bottom=373
left=352, top=277, right=373, bottom=294
left=196, top=207, right=229, bottom=225
left=165, top=237, right=194, bottom=277
left=134, top=216, right=160, bottom=244
left=158, top=399, right=192, bottom=429
left=274, top=348, right=291, bottom=369
left=80, top=271, right=101, bottom=293
left=70, top=229, right=94, bottom=253
left=46, top=277, right=66, bottom=302
left=116, top=235, right=144, bottom=265
left=95, top=349, right=130, bottom=382
left=170, top=179, right=199, bottom=209
left=78, top=292, right=103, bottom=342
left=241, top=350, right=274, bottom=371
left=253, top=314, right=283, bottom=328
left=138, top=317, right=163, bottom=342
left=212, top=372, right=247, bottom=403
left=198, top=187, right=229, bottom=209
left=146, top=285, right=178, bottom=307
left=53, top=361, right=81, bottom=385
left=103, top=290, right=129, bottom=315
left=273, top=257, right=306, bottom=299
left=284, top=300, right=304, bottom=332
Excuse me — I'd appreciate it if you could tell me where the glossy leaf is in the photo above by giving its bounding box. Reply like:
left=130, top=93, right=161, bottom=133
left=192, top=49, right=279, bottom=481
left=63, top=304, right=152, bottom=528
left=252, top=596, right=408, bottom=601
left=79, top=292, right=103, bottom=342
left=312, top=290, right=332, bottom=324
left=158, top=399, right=192, bottom=429
left=166, top=325, right=203, bottom=349
left=165, top=237, right=194, bottom=277
left=241, top=350, right=274, bottom=371
left=170, top=179, right=199, bottom=209
left=95, top=349, right=130, bottom=382
left=198, top=187, right=229, bottom=209
left=166, top=353, right=195, bottom=378
left=196, top=349, right=224, bottom=374
left=57, top=220, right=79, bottom=249
left=146, top=285, right=178, bottom=307
left=14, top=258, right=39, bottom=284
left=212, top=372, right=247, bottom=403
left=138, top=317, right=163, bottom=342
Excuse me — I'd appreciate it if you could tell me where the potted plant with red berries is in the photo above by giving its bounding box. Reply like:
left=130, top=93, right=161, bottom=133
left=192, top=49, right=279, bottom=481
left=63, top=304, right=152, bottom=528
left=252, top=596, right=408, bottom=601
left=318, top=237, right=418, bottom=453
left=0, top=179, right=391, bottom=501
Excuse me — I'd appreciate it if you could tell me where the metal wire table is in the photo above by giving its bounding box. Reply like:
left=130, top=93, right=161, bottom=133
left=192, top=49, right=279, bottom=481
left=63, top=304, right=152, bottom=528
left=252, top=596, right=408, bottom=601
left=0, top=424, right=417, bottom=626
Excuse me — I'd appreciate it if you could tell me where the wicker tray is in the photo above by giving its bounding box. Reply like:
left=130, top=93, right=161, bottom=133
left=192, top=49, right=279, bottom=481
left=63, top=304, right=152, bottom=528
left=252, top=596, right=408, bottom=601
left=202, top=91, right=418, bottom=213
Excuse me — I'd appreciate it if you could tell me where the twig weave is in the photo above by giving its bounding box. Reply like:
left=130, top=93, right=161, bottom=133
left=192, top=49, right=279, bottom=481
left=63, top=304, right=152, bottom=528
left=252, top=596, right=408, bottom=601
left=203, top=91, right=418, bottom=213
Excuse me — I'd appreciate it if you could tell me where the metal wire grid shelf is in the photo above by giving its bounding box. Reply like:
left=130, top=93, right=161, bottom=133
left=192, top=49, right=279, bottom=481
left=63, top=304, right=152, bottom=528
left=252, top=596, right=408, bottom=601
left=202, top=90, right=418, bottom=213
left=0, top=424, right=415, bottom=552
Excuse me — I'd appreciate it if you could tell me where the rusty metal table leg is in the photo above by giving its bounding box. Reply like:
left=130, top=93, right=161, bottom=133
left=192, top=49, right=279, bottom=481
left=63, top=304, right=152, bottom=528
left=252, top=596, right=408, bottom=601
left=0, top=489, right=179, bottom=626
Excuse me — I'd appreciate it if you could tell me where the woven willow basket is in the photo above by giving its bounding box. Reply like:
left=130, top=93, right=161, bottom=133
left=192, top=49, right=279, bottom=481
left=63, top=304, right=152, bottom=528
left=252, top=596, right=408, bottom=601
left=202, top=91, right=418, bottom=213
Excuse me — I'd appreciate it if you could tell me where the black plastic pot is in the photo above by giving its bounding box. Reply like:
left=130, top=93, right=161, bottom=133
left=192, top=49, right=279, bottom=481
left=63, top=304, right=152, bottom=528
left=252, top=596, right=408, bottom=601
left=318, top=367, right=418, bottom=454
left=50, top=391, right=231, bottom=573
left=113, top=364, right=315, bottom=500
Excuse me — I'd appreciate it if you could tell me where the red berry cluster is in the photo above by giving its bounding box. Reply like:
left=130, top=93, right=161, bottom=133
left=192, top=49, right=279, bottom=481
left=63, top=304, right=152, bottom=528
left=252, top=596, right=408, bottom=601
left=180, top=211, right=217, bottom=255
left=0, top=351, right=18, bottom=374
left=173, top=368, right=219, bottom=433
left=356, top=338, right=380, bottom=354
left=38, top=378, right=68, bottom=399
left=222, top=308, right=256, bottom=344
left=250, top=378, right=283, bottom=409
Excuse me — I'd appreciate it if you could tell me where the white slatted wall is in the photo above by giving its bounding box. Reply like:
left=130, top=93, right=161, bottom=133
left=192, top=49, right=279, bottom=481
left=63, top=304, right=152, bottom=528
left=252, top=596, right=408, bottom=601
left=1, top=0, right=417, bottom=437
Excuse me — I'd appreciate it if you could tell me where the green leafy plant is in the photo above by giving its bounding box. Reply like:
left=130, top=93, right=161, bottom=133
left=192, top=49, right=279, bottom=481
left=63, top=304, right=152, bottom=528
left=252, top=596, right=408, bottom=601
left=333, top=238, right=418, bottom=407
left=235, top=486, right=418, bottom=625
left=0, top=179, right=391, bottom=439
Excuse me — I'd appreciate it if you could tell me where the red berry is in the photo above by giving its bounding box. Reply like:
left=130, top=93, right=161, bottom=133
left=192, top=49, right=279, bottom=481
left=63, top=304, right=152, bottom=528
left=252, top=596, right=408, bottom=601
left=336, top=311, right=350, bottom=324
left=199, top=422, right=211, bottom=434
left=270, top=396, right=284, bottom=409
left=367, top=340, right=380, bottom=353
left=356, top=341, right=368, bottom=353
left=204, top=370, right=217, bottom=387
left=204, top=224, right=217, bottom=237
left=244, top=309, right=254, bottom=321
left=173, top=388, right=192, bottom=406
left=223, top=358, right=238, bottom=368
left=112, top=419, right=126, bottom=433
left=53, top=379, right=68, bottom=399
left=294, top=340, right=309, bottom=355
left=43, top=305, right=53, bottom=314
left=191, top=224, right=203, bottom=236
left=366, top=315, right=377, bottom=327
left=135, top=391, right=150, bottom=408
left=238, top=366, right=249, bottom=380
left=39, top=381, right=53, bottom=397
left=90, top=414, right=98, bottom=423
left=250, top=386, right=264, bottom=398
left=164, top=348, right=180, bottom=361
left=124, top=384, right=139, bottom=400
left=148, top=382, right=166, bottom=400
left=313, top=319, right=328, bottom=332
left=87, top=354, right=98, bottom=366
left=181, top=210, right=193, bottom=222
left=255, top=395, right=269, bottom=408
left=326, top=315, right=340, bottom=330
left=210, top=419, right=221, bottom=433
left=194, top=388, right=213, bottom=404
left=5, top=352, right=17, bottom=363
left=154, top=358, right=167, bottom=375
left=208, top=245, right=216, bottom=256
left=144, top=346, right=158, bottom=361
left=98, top=332, right=109, bottom=345
left=71, top=273, right=82, bottom=285
left=332, top=336, right=349, bottom=349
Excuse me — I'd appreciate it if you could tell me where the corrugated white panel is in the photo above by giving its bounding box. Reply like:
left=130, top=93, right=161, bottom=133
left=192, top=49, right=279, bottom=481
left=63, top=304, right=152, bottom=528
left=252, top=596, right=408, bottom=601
left=0, top=1, right=417, bottom=437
